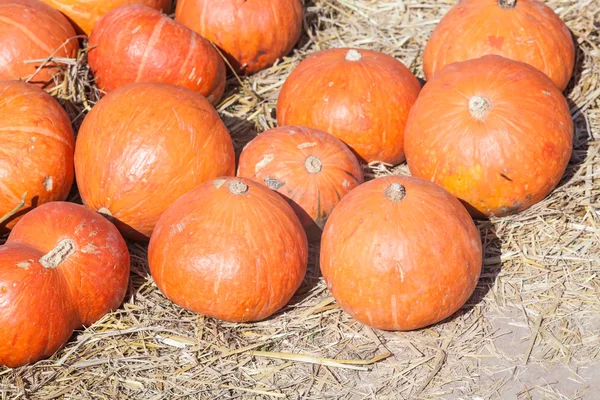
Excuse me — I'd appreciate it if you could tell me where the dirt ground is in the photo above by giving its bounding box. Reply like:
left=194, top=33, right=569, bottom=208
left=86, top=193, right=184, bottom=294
left=1, top=0, right=599, bottom=399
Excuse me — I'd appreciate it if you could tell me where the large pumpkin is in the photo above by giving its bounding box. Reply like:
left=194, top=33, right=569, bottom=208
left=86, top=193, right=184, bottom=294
left=405, top=55, right=573, bottom=218
left=88, top=5, right=226, bottom=104
left=74, top=82, right=235, bottom=241
left=0, top=202, right=130, bottom=368
left=320, top=176, right=482, bottom=331
left=237, top=126, right=364, bottom=241
left=277, top=48, right=421, bottom=165
left=0, top=81, right=75, bottom=231
left=39, top=0, right=172, bottom=35
left=148, top=177, right=308, bottom=322
left=0, top=0, right=79, bottom=86
left=423, top=0, right=575, bottom=91
left=175, top=0, right=303, bottom=74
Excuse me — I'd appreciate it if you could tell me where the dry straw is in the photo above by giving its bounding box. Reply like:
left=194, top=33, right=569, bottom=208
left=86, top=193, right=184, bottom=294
left=1, top=0, right=599, bottom=398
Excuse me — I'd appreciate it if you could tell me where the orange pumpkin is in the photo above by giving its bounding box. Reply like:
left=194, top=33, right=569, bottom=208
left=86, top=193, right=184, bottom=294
left=175, top=0, right=303, bottom=74
left=237, top=126, right=364, bottom=241
left=148, top=177, right=308, bottom=322
left=405, top=55, right=573, bottom=218
left=74, top=82, right=235, bottom=241
left=423, top=0, right=575, bottom=91
left=88, top=5, right=226, bottom=104
left=0, top=81, right=75, bottom=231
left=0, top=201, right=130, bottom=367
left=39, top=0, right=172, bottom=35
left=277, top=48, right=421, bottom=165
left=0, top=0, right=79, bottom=86
left=320, top=176, right=482, bottom=331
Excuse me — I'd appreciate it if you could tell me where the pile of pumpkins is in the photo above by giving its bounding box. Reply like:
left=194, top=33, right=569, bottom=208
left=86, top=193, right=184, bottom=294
left=0, top=0, right=574, bottom=368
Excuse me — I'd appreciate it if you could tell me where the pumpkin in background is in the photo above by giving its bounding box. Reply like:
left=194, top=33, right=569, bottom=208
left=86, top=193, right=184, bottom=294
left=149, top=177, right=308, bottom=322
left=175, top=0, right=303, bottom=74
left=88, top=5, right=226, bottom=104
left=320, top=176, right=482, bottom=331
left=277, top=48, right=421, bottom=165
left=0, top=202, right=130, bottom=368
left=0, top=0, right=78, bottom=86
left=237, top=126, right=364, bottom=241
left=39, top=0, right=172, bottom=35
left=74, top=82, right=235, bottom=241
left=405, top=55, right=573, bottom=218
left=0, top=81, right=75, bottom=231
left=423, top=0, right=575, bottom=91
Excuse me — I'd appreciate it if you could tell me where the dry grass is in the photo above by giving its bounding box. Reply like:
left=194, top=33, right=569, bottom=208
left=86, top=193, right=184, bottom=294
left=2, top=0, right=600, bottom=399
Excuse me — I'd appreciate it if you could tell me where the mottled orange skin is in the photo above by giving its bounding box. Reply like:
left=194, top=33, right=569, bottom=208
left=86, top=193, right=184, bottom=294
left=149, top=177, right=308, bottom=322
left=40, top=0, right=172, bottom=35
left=321, top=176, right=482, bottom=331
left=237, top=126, right=363, bottom=241
left=405, top=55, right=573, bottom=218
left=88, top=5, right=225, bottom=104
left=0, top=81, right=74, bottom=231
left=277, top=48, right=421, bottom=165
left=0, top=202, right=130, bottom=367
left=74, top=82, right=235, bottom=241
left=423, top=0, right=575, bottom=91
left=175, top=0, right=303, bottom=75
left=0, top=0, right=78, bottom=86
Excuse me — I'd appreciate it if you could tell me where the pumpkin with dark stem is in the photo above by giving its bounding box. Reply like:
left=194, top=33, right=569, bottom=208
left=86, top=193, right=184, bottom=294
left=405, top=55, right=573, bottom=218
left=237, top=126, right=364, bottom=241
left=277, top=48, right=421, bottom=165
left=148, top=177, right=308, bottom=322
left=74, top=82, right=235, bottom=240
left=88, top=5, right=226, bottom=104
left=423, top=0, right=575, bottom=91
left=0, top=81, right=75, bottom=231
left=0, top=202, right=130, bottom=368
left=175, top=0, right=303, bottom=74
left=320, top=176, right=482, bottom=331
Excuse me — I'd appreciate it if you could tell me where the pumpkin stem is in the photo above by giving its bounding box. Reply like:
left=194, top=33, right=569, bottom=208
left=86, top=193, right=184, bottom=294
left=498, top=0, right=516, bottom=9
left=228, top=180, right=249, bottom=195
left=0, top=192, right=27, bottom=225
left=345, top=49, right=362, bottom=62
left=385, top=183, right=406, bottom=202
left=304, top=156, right=323, bottom=174
left=39, top=239, right=76, bottom=269
left=469, top=96, right=492, bottom=119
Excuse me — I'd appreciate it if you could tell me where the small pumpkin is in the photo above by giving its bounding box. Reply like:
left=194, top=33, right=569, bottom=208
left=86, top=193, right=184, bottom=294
left=39, top=0, right=172, bottom=35
left=320, top=176, right=482, bottom=331
left=88, top=5, right=226, bottom=104
left=74, top=82, right=235, bottom=241
left=277, top=48, right=421, bottom=165
left=405, top=55, right=573, bottom=218
left=175, top=0, right=303, bottom=74
left=0, top=201, right=130, bottom=368
left=0, top=0, right=79, bottom=86
left=237, top=126, right=364, bottom=240
left=423, top=0, right=575, bottom=91
left=0, top=81, right=75, bottom=231
left=148, top=177, right=308, bottom=322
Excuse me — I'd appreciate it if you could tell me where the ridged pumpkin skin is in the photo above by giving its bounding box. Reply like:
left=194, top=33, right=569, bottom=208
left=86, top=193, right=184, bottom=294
left=0, top=202, right=130, bottom=368
left=320, top=176, right=482, bottom=331
left=423, top=0, right=575, bottom=91
left=0, top=81, right=75, bottom=231
left=88, top=5, right=226, bottom=104
left=237, top=126, right=364, bottom=241
left=0, top=0, right=78, bottom=86
left=175, top=0, right=303, bottom=74
left=277, top=48, right=421, bottom=165
left=149, top=177, right=308, bottom=322
left=74, top=82, right=235, bottom=241
left=405, top=55, right=573, bottom=218
left=39, top=0, right=172, bottom=35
